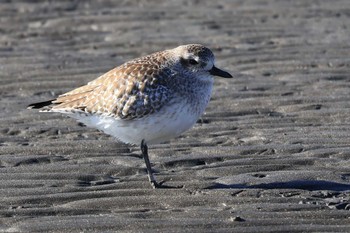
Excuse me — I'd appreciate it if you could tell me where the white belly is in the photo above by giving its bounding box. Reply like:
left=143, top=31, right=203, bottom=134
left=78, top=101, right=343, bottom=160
left=71, top=99, right=207, bottom=145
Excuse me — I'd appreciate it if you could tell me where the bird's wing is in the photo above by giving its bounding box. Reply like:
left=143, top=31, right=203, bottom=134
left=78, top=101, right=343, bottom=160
left=49, top=63, right=175, bottom=120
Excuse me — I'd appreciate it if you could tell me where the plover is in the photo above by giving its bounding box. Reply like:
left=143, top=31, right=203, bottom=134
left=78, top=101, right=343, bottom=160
left=28, top=44, right=232, bottom=188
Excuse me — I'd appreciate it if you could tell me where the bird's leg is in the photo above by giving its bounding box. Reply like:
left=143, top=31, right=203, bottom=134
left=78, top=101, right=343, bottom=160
left=141, top=140, right=161, bottom=188
left=141, top=140, right=183, bottom=189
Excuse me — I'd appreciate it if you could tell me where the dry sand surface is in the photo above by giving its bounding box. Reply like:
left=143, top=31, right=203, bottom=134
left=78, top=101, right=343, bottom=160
left=1, top=0, right=350, bottom=232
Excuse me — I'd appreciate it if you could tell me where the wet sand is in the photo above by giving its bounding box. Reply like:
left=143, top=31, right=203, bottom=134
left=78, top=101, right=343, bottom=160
left=1, top=0, right=350, bottom=232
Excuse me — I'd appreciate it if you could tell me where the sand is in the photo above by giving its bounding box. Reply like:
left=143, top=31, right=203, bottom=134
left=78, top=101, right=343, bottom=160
left=1, top=0, right=350, bottom=232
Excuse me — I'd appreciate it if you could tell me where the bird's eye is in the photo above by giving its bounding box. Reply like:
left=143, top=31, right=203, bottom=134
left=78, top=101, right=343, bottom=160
left=188, top=59, right=199, bottom=65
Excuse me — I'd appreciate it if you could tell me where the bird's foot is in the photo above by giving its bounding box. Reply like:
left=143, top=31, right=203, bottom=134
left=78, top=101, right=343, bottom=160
left=150, top=180, right=183, bottom=189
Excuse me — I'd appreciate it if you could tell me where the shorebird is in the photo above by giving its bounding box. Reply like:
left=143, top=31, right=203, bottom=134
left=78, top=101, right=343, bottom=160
left=28, top=44, right=232, bottom=188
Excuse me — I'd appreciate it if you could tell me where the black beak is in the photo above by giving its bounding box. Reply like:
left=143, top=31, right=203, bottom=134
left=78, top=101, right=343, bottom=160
left=209, top=66, right=233, bottom=78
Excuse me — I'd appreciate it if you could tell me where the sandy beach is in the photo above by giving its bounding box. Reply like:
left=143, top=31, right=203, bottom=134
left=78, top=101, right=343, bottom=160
left=1, top=0, right=350, bottom=232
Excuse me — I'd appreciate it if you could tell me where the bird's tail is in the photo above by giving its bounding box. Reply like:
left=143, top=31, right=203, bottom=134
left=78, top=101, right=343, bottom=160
left=27, top=99, right=56, bottom=111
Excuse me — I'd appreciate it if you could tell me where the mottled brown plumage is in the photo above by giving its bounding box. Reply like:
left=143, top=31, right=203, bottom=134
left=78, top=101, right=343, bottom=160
left=50, top=51, right=172, bottom=119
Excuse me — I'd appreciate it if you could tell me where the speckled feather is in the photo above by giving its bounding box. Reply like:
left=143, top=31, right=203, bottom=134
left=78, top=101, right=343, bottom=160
left=51, top=51, right=174, bottom=120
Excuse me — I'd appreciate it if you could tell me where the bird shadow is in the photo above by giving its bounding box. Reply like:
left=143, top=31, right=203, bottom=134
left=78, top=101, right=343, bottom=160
left=206, top=180, right=350, bottom=192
